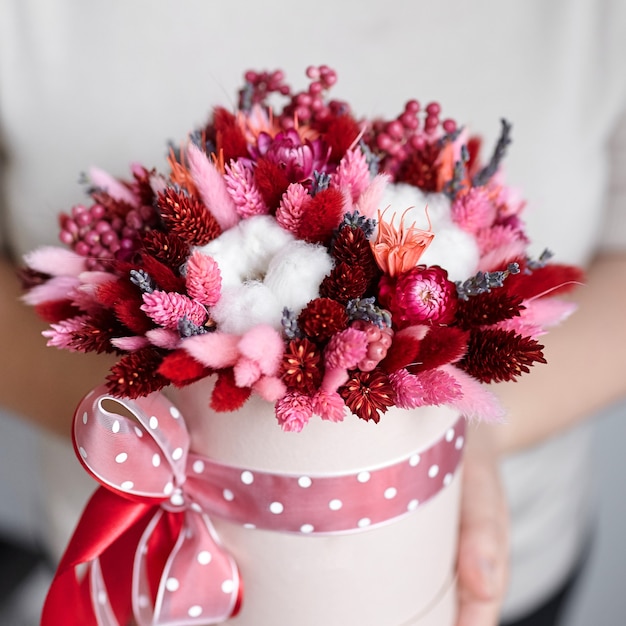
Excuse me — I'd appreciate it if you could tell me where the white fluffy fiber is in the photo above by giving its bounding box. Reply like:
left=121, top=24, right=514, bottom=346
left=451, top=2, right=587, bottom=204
left=199, top=215, right=335, bottom=334
left=380, top=183, right=479, bottom=281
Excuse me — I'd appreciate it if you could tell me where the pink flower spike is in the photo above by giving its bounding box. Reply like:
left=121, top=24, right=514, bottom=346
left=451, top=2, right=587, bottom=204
left=141, top=291, right=207, bottom=330
left=441, top=364, right=506, bottom=422
left=23, top=247, right=87, bottom=277
left=276, top=183, right=309, bottom=234
left=145, top=328, right=181, bottom=350
left=234, top=357, right=262, bottom=387
left=89, top=167, right=138, bottom=206
left=186, top=143, right=240, bottom=230
left=312, top=390, right=346, bottom=422
left=253, top=376, right=287, bottom=403
left=354, top=173, right=390, bottom=219
left=417, top=368, right=462, bottom=405
left=42, top=316, right=89, bottom=350
left=332, top=147, right=371, bottom=203
left=110, top=336, right=151, bottom=351
left=324, top=328, right=369, bottom=370
left=238, top=325, right=285, bottom=376
left=224, top=160, right=269, bottom=218
left=275, top=392, right=314, bottom=432
left=389, top=369, right=426, bottom=409
left=185, top=250, right=222, bottom=307
left=21, top=276, right=80, bottom=306
left=182, top=332, right=240, bottom=369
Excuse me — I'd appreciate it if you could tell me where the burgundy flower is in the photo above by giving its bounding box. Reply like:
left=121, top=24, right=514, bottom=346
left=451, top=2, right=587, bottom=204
left=106, top=348, right=168, bottom=398
left=280, top=338, right=323, bottom=394
left=254, top=129, right=330, bottom=182
left=459, top=328, right=546, bottom=383
left=298, top=297, right=348, bottom=341
left=339, top=369, right=395, bottom=423
left=380, top=266, right=458, bottom=328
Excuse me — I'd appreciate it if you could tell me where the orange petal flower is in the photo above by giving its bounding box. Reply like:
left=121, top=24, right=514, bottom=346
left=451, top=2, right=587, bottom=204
left=371, top=207, right=435, bottom=277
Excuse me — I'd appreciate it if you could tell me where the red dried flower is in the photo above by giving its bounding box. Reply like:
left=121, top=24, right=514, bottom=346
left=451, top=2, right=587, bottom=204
left=157, top=349, right=213, bottom=387
left=504, top=262, right=585, bottom=300
left=331, top=225, right=379, bottom=282
left=106, top=348, right=168, bottom=398
left=380, top=266, right=458, bottom=328
left=280, top=338, right=323, bottom=394
left=395, top=143, right=442, bottom=192
left=253, top=158, right=291, bottom=211
left=408, top=326, right=469, bottom=373
left=339, top=369, right=395, bottom=423
left=67, top=309, right=126, bottom=354
left=34, top=300, right=82, bottom=324
left=455, top=291, right=525, bottom=330
left=379, top=332, right=422, bottom=373
left=138, top=254, right=187, bottom=293
left=298, top=297, right=348, bottom=342
left=210, top=368, right=252, bottom=412
left=211, top=107, right=249, bottom=163
left=317, top=114, right=361, bottom=163
left=157, top=187, right=222, bottom=246
left=140, top=231, right=191, bottom=270
left=459, top=328, right=547, bottom=383
left=319, top=262, right=368, bottom=303
left=296, top=187, right=345, bottom=245
left=113, top=299, right=154, bottom=335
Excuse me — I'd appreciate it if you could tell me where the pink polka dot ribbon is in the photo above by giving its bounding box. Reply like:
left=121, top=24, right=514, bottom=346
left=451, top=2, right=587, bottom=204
left=42, top=387, right=465, bottom=626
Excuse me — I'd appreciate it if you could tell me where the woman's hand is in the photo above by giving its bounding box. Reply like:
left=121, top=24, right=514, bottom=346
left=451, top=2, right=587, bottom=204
left=456, top=424, right=509, bottom=626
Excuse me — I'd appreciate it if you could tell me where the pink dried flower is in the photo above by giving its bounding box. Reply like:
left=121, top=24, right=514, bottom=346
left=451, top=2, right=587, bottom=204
left=354, top=173, right=390, bottom=219
left=389, top=369, right=426, bottom=409
left=416, top=368, right=462, bottom=405
left=275, top=391, right=314, bottom=432
left=380, top=266, right=457, bottom=328
left=224, top=160, right=269, bottom=218
left=313, top=389, right=346, bottom=422
left=275, top=183, right=309, bottom=234
left=324, top=327, right=369, bottom=369
left=331, top=147, right=370, bottom=203
left=110, top=336, right=151, bottom=351
left=141, top=291, right=207, bottom=330
left=451, top=188, right=497, bottom=233
left=42, top=316, right=90, bottom=350
left=185, top=250, right=222, bottom=307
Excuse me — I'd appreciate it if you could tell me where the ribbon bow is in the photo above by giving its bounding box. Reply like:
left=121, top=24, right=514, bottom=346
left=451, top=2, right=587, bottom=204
left=41, top=387, right=240, bottom=626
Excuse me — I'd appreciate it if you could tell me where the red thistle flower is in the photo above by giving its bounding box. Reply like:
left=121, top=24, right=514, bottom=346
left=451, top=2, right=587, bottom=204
left=455, top=291, right=525, bottom=330
left=280, top=338, right=323, bottom=394
left=140, top=231, right=190, bottom=270
left=319, top=262, right=368, bottom=303
left=339, top=369, right=396, bottom=423
left=297, top=187, right=345, bottom=244
left=210, top=368, right=252, bottom=412
left=158, top=349, right=213, bottom=387
left=298, top=297, right=348, bottom=342
left=157, top=187, right=222, bottom=246
left=395, top=142, right=442, bottom=192
left=331, top=225, right=379, bottom=282
left=253, top=158, right=291, bottom=211
left=459, top=328, right=547, bottom=383
left=106, top=348, right=168, bottom=398
left=210, top=107, right=249, bottom=163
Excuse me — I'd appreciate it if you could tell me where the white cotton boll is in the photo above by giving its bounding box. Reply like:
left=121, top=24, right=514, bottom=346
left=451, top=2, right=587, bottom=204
left=198, top=215, right=294, bottom=287
left=380, top=183, right=451, bottom=230
left=211, top=282, right=283, bottom=334
left=264, top=241, right=335, bottom=314
left=419, top=226, right=479, bottom=282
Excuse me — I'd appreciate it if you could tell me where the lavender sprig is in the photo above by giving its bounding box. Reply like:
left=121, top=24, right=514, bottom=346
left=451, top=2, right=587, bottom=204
left=130, top=269, right=155, bottom=294
left=178, top=317, right=210, bottom=337
left=281, top=308, right=302, bottom=340
left=310, top=171, right=331, bottom=196
left=346, top=297, right=392, bottom=328
left=456, top=263, right=520, bottom=300
left=472, top=119, right=512, bottom=187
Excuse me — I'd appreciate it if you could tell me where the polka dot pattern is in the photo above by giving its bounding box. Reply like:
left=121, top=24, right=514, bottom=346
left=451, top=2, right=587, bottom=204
left=72, top=387, right=464, bottom=626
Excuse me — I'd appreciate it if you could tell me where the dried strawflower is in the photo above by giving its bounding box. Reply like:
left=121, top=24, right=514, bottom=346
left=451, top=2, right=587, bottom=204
left=280, top=338, right=323, bottom=395
left=339, top=369, right=395, bottom=423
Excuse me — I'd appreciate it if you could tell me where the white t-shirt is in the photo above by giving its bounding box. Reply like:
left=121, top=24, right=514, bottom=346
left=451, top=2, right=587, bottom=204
left=1, top=1, right=625, bottom=620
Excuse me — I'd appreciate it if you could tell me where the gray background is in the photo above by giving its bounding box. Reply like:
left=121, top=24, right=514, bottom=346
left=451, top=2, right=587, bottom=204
left=0, top=401, right=624, bottom=625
